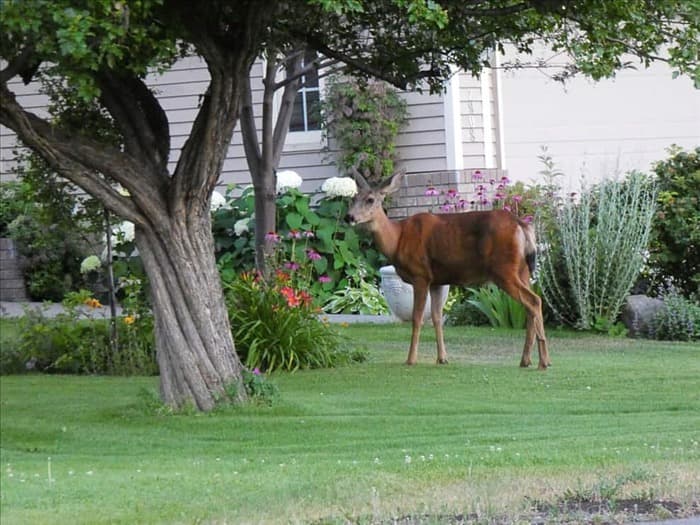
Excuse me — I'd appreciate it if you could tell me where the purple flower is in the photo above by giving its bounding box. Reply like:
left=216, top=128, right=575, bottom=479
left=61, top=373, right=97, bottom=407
left=446, top=188, right=458, bottom=198
left=265, top=231, right=281, bottom=243
left=494, top=192, right=506, bottom=200
left=513, top=195, right=523, bottom=203
left=440, top=203, right=453, bottom=213
left=253, top=367, right=261, bottom=375
left=288, top=229, right=302, bottom=239
left=500, top=175, right=511, bottom=185
left=424, top=186, right=440, bottom=196
left=472, top=170, right=483, bottom=181
left=318, top=275, right=332, bottom=283
left=284, top=261, right=301, bottom=271
left=303, top=230, right=315, bottom=239
left=522, top=215, right=534, bottom=224
left=306, top=249, right=322, bottom=261
left=504, top=205, right=512, bottom=212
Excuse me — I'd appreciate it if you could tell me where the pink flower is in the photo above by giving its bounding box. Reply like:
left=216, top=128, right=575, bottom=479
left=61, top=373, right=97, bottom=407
left=306, top=249, right=322, bottom=261
left=284, top=261, right=301, bottom=271
left=446, top=188, right=458, bottom=198
left=253, top=367, right=261, bottom=375
left=472, top=170, right=483, bottom=181
left=522, top=215, right=534, bottom=224
left=288, top=229, right=302, bottom=239
left=513, top=195, right=523, bottom=203
left=318, top=275, right=332, bottom=283
left=440, top=203, right=453, bottom=212
left=500, top=176, right=511, bottom=185
left=303, top=230, right=315, bottom=239
left=424, top=186, right=440, bottom=196
left=265, top=231, right=281, bottom=243
left=504, top=205, right=512, bottom=212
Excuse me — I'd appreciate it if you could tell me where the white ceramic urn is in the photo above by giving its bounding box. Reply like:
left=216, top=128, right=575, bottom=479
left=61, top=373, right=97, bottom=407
left=379, top=265, right=449, bottom=323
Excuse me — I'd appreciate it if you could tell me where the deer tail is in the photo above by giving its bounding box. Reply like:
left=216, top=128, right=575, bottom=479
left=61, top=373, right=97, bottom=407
left=519, top=220, right=537, bottom=276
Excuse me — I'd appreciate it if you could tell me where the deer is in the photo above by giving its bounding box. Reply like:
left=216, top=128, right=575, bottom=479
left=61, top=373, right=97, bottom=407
left=345, top=171, right=550, bottom=370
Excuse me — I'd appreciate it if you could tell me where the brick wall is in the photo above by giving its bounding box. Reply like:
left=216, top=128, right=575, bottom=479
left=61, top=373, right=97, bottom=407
left=0, top=237, right=28, bottom=301
left=387, top=168, right=508, bottom=218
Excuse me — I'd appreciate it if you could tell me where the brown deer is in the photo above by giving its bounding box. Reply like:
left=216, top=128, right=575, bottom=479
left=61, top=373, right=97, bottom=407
left=346, top=171, right=550, bottom=369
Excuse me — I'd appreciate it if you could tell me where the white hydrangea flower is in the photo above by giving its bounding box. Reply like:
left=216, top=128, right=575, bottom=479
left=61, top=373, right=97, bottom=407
left=234, top=218, right=250, bottom=236
left=210, top=190, right=226, bottom=211
left=321, top=176, right=358, bottom=198
left=112, top=221, right=135, bottom=245
left=80, top=255, right=101, bottom=274
left=276, top=170, right=302, bottom=193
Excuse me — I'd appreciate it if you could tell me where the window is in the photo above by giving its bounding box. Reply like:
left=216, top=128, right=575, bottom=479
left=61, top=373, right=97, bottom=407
left=289, top=51, right=321, bottom=133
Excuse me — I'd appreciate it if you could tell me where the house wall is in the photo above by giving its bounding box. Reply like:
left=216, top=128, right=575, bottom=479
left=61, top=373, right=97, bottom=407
left=499, top=55, right=700, bottom=189
left=1, top=56, right=466, bottom=194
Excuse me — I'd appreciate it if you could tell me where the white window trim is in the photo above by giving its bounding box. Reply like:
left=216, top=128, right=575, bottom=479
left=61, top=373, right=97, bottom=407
left=269, top=54, right=326, bottom=152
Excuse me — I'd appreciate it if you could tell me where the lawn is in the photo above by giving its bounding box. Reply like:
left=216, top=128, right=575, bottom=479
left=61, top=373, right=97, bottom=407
left=1, top=323, right=699, bottom=524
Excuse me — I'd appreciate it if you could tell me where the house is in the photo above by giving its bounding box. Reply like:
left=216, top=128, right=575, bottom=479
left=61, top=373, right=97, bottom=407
left=2, top=52, right=698, bottom=203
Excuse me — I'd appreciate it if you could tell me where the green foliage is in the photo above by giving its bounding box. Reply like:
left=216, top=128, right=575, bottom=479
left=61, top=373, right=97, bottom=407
left=0, top=0, right=181, bottom=100
left=444, top=288, right=490, bottom=326
left=466, top=283, right=527, bottom=329
left=2, top=156, right=103, bottom=301
left=323, top=273, right=389, bottom=315
left=648, top=146, right=700, bottom=298
left=649, top=283, right=700, bottom=342
left=3, top=289, right=156, bottom=376
left=213, top=185, right=384, bottom=310
left=241, top=369, right=279, bottom=406
left=224, top=271, right=366, bottom=373
left=539, top=172, right=657, bottom=330
left=321, top=77, right=408, bottom=184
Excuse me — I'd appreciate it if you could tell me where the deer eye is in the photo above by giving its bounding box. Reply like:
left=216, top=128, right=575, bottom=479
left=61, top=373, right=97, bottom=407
left=366, top=197, right=375, bottom=205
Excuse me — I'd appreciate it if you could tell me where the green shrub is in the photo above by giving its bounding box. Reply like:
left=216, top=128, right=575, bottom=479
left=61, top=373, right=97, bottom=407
left=321, top=77, right=408, bottom=185
left=5, top=290, right=156, bottom=375
left=649, top=283, right=700, bottom=341
left=213, top=185, right=384, bottom=310
left=225, top=271, right=367, bottom=373
left=444, top=288, right=490, bottom=327
left=538, top=172, right=657, bottom=330
left=466, top=283, right=528, bottom=329
left=2, top=154, right=103, bottom=301
left=649, top=146, right=700, bottom=298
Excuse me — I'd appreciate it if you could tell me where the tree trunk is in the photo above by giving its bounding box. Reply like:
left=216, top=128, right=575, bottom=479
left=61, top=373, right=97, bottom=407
left=136, top=212, right=247, bottom=410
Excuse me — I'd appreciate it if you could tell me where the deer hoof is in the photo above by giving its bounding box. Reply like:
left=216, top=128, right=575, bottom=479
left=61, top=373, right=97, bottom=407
left=520, top=360, right=532, bottom=368
left=405, top=360, right=417, bottom=366
left=437, top=358, right=448, bottom=365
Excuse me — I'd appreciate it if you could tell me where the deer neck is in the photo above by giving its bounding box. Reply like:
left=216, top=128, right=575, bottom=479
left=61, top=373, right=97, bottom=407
left=369, top=210, right=402, bottom=261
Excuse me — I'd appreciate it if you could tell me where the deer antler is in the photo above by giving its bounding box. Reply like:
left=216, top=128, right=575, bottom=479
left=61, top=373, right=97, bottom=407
left=349, top=165, right=371, bottom=190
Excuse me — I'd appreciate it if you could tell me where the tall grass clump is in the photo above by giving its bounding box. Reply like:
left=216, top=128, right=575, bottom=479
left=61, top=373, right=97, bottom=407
left=539, top=172, right=657, bottom=330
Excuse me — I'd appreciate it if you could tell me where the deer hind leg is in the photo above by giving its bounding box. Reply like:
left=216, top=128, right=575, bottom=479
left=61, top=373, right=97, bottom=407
left=430, top=284, right=448, bottom=364
left=406, top=281, right=429, bottom=365
left=495, top=274, right=550, bottom=370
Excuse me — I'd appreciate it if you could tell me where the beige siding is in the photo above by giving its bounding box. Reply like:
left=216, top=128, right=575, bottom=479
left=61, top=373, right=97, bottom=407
left=2, top=56, right=490, bottom=192
left=458, top=70, right=499, bottom=168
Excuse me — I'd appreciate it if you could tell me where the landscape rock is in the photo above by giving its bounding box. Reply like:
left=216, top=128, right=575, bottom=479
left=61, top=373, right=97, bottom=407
left=622, top=294, right=665, bottom=338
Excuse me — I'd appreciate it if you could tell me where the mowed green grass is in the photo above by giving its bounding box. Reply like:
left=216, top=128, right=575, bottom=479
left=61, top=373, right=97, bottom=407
left=1, top=323, right=699, bottom=524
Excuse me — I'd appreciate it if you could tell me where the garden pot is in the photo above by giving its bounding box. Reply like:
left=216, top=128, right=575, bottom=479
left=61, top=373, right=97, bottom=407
left=379, top=265, right=448, bottom=323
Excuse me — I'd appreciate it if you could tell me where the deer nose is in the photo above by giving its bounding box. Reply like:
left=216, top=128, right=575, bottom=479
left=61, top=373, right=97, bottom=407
left=345, top=213, right=354, bottom=223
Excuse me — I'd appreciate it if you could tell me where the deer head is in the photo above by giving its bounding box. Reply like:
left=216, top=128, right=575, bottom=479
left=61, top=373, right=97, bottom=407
left=345, top=171, right=404, bottom=226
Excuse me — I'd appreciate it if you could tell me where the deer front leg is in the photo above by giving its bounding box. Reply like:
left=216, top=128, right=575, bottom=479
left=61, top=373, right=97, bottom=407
left=430, top=284, right=448, bottom=364
left=407, top=282, right=429, bottom=365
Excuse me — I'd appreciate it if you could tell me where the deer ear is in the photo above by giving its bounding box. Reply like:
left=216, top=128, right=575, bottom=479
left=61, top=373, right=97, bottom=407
left=380, top=172, right=404, bottom=195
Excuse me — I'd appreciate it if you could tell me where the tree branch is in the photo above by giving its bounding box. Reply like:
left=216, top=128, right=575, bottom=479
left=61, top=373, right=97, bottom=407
left=240, top=74, right=261, bottom=177
left=96, top=72, right=171, bottom=177
left=0, top=83, right=158, bottom=225
left=0, top=46, right=38, bottom=84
